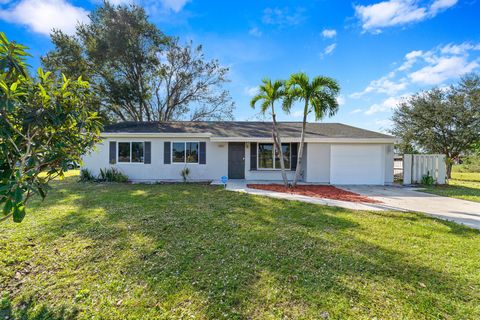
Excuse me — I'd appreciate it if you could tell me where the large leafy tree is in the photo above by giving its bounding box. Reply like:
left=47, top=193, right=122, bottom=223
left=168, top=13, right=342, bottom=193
left=42, top=3, right=234, bottom=122
left=152, top=39, right=234, bottom=121
left=284, top=72, right=340, bottom=186
left=391, top=73, right=480, bottom=178
left=0, top=33, right=102, bottom=223
left=251, top=79, right=289, bottom=187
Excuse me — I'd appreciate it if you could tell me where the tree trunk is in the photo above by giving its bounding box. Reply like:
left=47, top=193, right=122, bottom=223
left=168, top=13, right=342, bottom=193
left=292, top=101, right=308, bottom=187
left=446, top=159, right=453, bottom=180
left=272, top=111, right=289, bottom=187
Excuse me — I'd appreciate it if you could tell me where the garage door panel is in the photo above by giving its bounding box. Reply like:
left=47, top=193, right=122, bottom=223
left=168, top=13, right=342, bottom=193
left=330, top=145, right=384, bottom=185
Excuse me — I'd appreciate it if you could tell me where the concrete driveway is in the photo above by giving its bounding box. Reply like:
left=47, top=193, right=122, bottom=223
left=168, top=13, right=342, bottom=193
left=340, top=185, right=480, bottom=230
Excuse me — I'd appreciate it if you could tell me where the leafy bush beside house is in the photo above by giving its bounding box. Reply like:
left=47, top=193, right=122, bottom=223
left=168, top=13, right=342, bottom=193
left=0, top=33, right=101, bottom=223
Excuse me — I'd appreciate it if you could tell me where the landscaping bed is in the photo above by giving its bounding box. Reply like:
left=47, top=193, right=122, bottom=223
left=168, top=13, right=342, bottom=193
left=247, top=184, right=381, bottom=203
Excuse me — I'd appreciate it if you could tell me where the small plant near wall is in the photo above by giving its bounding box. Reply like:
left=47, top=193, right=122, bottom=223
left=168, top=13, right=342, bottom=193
left=180, top=167, right=191, bottom=183
left=79, top=169, right=96, bottom=182
left=98, top=168, right=129, bottom=183
left=421, top=171, right=435, bottom=186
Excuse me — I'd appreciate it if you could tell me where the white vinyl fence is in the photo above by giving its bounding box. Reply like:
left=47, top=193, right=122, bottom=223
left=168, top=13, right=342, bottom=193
left=403, top=154, right=446, bottom=185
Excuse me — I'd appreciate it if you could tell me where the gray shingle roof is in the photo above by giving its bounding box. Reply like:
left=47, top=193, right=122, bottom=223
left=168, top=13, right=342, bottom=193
left=103, top=121, right=394, bottom=139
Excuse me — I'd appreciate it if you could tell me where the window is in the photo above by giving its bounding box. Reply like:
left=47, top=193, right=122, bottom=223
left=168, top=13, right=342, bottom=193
left=172, top=142, right=199, bottom=163
left=258, top=143, right=291, bottom=169
left=275, top=144, right=291, bottom=169
left=186, top=142, right=199, bottom=163
left=118, top=142, right=144, bottom=163
left=131, top=142, right=144, bottom=163
left=118, top=142, right=131, bottom=163
left=258, top=143, right=273, bottom=169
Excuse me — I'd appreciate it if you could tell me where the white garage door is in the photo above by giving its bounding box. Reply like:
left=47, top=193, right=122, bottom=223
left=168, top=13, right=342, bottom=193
left=330, top=144, right=384, bottom=185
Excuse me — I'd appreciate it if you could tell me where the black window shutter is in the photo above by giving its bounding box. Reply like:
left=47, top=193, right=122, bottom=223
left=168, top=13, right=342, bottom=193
left=291, top=143, right=298, bottom=171
left=109, top=141, right=116, bottom=164
left=250, top=142, right=257, bottom=171
left=144, top=142, right=151, bottom=164
left=164, top=142, right=171, bottom=164
left=199, top=142, right=206, bottom=164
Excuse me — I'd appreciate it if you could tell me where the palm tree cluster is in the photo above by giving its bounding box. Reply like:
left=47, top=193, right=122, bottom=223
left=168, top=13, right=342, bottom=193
left=251, top=72, right=340, bottom=187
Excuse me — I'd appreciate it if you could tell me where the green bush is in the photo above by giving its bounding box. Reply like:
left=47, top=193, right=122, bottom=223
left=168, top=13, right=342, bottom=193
left=456, top=155, right=480, bottom=173
left=98, top=168, right=129, bottom=183
left=421, top=172, right=435, bottom=186
left=79, top=169, right=95, bottom=182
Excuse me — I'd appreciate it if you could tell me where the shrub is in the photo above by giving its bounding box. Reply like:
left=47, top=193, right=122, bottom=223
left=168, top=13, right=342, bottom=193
left=98, top=168, right=128, bottom=183
left=421, top=171, right=435, bottom=186
left=180, top=167, right=190, bottom=182
left=456, top=154, right=480, bottom=173
left=79, top=169, right=95, bottom=182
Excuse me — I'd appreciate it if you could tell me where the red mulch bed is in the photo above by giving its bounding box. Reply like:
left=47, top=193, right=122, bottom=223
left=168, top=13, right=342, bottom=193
left=247, top=184, right=381, bottom=204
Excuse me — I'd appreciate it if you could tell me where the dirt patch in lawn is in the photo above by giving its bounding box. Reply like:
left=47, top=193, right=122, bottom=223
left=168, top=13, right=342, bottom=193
left=247, top=184, right=381, bottom=203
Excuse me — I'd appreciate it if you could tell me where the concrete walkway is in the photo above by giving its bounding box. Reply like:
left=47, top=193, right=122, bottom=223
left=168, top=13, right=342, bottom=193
left=222, top=180, right=480, bottom=230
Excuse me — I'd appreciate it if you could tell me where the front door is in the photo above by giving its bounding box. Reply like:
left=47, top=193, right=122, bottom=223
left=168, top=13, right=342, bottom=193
left=228, top=142, right=245, bottom=179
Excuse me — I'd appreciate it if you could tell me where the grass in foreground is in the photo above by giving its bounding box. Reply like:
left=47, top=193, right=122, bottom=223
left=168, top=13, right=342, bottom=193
left=1, top=172, right=479, bottom=319
left=421, top=170, right=480, bottom=203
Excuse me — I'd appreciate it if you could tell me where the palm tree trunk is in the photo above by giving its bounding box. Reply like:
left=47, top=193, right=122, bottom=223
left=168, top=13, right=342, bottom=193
left=292, top=100, right=308, bottom=187
left=272, top=111, right=289, bottom=187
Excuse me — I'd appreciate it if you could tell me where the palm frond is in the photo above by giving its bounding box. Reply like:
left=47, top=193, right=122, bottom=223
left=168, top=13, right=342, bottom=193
left=250, top=93, right=266, bottom=109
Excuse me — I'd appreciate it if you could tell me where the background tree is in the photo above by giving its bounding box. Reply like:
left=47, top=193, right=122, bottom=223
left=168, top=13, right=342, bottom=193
left=42, top=2, right=234, bottom=123
left=251, top=79, right=288, bottom=187
left=152, top=38, right=234, bottom=121
left=0, top=33, right=102, bottom=223
left=284, top=72, right=340, bottom=186
left=391, top=73, right=480, bottom=178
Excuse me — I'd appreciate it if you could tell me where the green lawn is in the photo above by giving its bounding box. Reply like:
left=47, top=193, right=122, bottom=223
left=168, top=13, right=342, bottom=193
left=421, top=170, right=480, bottom=203
left=1, top=172, right=480, bottom=319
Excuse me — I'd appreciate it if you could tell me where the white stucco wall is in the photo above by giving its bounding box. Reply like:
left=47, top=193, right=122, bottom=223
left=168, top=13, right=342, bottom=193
left=82, top=138, right=395, bottom=184
left=82, top=137, right=228, bottom=182
left=305, top=143, right=330, bottom=183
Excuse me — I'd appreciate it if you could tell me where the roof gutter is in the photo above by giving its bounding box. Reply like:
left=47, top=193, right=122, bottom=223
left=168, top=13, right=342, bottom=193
left=101, top=132, right=395, bottom=143
left=209, top=137, right=396, bottom=143
left=101, top=132, right=213, bottom=138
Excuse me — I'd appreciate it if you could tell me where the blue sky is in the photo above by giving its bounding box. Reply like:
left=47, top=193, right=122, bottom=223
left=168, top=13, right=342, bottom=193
left=1, top=0, right=479, bottom=132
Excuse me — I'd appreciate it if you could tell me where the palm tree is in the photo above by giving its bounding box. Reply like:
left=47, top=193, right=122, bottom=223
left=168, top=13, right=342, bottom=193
left=284, top=72, right=340, bottom=186
left=251, top=79, right=289, bottom=187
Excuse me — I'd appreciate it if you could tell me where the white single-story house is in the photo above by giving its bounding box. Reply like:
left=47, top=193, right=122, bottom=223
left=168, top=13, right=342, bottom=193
left=82, top=121, right=396, bottom=185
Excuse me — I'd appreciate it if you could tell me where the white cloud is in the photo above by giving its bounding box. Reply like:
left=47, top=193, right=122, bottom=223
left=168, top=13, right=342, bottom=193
left=352, top=41, right=480, bottom=97
left=0, top=0, right=89, bottom=36
left=323, top=43, right=337, bottom=55
left=321, top=29, right=336, bottom=38
left=375, top=119, right=394, bottom=129
left=244, top=86, right=259, bottom=97
left=409, top=56, right=479, bottom=85
left=351, top=74, right=408, bottom=98
left=440, top=42, right=480, bottom=55
left=105, top=0, right=133, bottom=5
left=430, top=0, right=458, bottom=15
left=365, top=96, right=405, bottom=115
left=397, top=50, right=423, bottom=71
left=355, top=0, right=458, bottom=33
left=159, top=0, right=190, bottom=12
left=249, top=27, right=262, bottom=37
left=336, top=95, right=345, bottom=106
left=350, top=108, right=363, bottom=114
left=262, top=7, right=306, bottom=27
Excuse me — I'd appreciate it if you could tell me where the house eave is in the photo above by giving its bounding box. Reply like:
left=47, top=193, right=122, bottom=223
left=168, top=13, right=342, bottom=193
left=101, top=132, right=213, bottom=138
left=100, top=132, right=395, bottom=143
left=209, top=137, right=396, bottom=143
